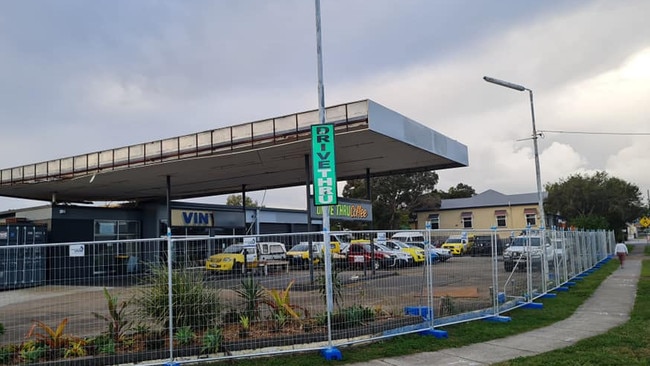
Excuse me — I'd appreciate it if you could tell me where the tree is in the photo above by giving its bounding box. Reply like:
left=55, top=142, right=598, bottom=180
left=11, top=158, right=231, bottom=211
left=226, top=194, right=258, bottom=207
left=342, top=171, right=439, bottom=229
left=439, top=183, right=476, bottom=199
left=544, top=171, right=644, bottom=233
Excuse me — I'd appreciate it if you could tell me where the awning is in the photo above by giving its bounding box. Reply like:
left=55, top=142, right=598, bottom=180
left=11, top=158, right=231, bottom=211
left=460, top=211, right=473, bottom=218
left=427, top=214, right=439, bottom=219
left=523, top=208, right=538, bottom=214
left=494, top=210, right=507, bottom=215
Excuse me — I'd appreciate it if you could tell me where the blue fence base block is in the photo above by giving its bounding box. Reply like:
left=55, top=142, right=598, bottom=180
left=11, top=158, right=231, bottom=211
left=404, top=306, right=433, bottom=320
left=541, top=293, right=557, bottom=298
left=321, top=347, right=343, bottom=361
left=518, top=301, right=544, bottom=309
left=554, top=286, right=570, bottom=292
left=497, top=292, right=506, bottom=304
left=418, top=328, right=448, bottom=339
left=485, top=315, right=511, bottom=323
left=566, top=281, right=577, bottom=286
left=164, top=362, right=180, bottom=366
left=573, top=276, right=585, bottom=280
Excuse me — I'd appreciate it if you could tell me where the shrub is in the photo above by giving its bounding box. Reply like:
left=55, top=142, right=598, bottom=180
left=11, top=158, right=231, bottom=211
left=134, top=266, right=222, bottom=331
left=329, top=305, right=376, bottom=329
left=234, top=276, right=265, bottom=321
left=19, top=340, right=46, bottom=363
left=174, top=326, right=195, bottom=346
left=92, top=287, right=132, bottom=342
left=317, top=270, right=344, bottom=310
left=201, top=327, right=222, bottom=355
left=25, top=318, right=80, bottom=350
left=0, top=345, right=14, bottom=364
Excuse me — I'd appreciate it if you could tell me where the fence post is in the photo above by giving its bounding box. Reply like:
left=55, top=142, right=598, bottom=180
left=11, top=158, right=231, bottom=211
left=165, top=228, right=178, bottom=366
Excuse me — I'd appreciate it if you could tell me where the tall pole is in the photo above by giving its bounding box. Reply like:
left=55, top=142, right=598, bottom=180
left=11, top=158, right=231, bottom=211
left=315, top=0, right=334, bottom=349
left=527, top=89, right=545, bottom=229
left=483, top=76, right=545, bottom=229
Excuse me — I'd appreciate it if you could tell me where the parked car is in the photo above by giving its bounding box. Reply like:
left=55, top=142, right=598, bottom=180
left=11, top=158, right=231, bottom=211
left=503, top=235, right=558, bottom=272
left=205, top=241, right=286, bottom=274
left=441, top=235, right=469, bottom=256
left=347, top=242, right=397, bottom=270
left=372, top=242, right=413, bottom=267
left=468, top=235, right=505, bottom=256
left=390, top=231, right=426, bottom=243
left=287, top=242, right=323, bottom=269
left=381, top=239, right=426, bottom=265
left=409, top=242, right=452, bottom=263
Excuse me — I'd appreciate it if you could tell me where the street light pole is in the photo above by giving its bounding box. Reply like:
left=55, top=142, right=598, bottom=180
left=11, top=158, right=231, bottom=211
left=484, top=76, right=546, bottom=229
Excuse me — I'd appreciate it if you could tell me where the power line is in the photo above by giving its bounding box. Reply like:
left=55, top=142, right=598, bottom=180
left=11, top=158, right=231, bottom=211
left=539, top=130, right=650, bottom=136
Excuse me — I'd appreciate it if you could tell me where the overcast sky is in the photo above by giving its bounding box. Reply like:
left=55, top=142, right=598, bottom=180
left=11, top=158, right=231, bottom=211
left=1, top=0, right=649, bottom=211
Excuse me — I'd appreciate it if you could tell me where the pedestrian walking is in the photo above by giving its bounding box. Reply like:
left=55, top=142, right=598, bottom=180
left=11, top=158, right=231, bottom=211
left=614, top=242, right=628, bottom=268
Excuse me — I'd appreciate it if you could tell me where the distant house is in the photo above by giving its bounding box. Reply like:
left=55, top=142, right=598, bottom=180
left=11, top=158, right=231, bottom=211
left=416, top=189, right=548, bottom=233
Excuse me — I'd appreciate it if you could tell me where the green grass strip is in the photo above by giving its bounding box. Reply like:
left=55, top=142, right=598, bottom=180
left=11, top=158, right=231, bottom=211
left=209, top=259, right=618, bottom=365
left=495, top=259, right=650, bottom=366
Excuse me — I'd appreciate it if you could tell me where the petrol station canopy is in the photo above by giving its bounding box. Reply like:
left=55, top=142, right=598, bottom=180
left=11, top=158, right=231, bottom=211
left=0, top=100, right=468, bottom=204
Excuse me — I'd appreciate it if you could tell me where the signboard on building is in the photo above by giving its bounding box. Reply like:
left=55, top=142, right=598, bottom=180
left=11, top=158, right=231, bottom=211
left=171, top=209, right=215, bottom=227
left=311, top=124, right=337, bottom=206
left=309, top=198, right=373, bottom=222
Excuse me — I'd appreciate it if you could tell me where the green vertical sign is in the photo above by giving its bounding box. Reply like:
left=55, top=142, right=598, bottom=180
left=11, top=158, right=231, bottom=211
left=311, top=124, right=338, bottom=206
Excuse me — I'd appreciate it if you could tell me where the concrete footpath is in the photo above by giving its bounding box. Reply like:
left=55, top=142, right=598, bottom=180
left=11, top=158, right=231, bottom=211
left=349, top=244, right=642, bottom=366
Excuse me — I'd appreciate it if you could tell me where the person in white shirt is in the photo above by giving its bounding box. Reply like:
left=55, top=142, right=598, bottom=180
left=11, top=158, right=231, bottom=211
left=614, top=242, right=629, bottom=268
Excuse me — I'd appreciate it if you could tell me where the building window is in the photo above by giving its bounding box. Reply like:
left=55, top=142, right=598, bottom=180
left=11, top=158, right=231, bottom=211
left=496, top=215, right=507, bottom=227
left=94, top=220, right=140, bottom=241
left=461, top=212, right=473, bottom=228
left=494, top=210, right=507, bottom=227
left=428, top=214, right=439, bottom=229
left=525, top=213, right=536, bottom=226
left=524, top=208, right=537, bottom=226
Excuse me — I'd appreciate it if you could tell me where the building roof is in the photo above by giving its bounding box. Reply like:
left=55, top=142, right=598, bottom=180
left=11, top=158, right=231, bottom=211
left=0, top=99, right=468, bottom=204
left=439, top=189, right=546, bottom=210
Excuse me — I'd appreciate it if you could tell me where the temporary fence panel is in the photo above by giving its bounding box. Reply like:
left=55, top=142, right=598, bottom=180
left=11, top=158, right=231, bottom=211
left=0, top=228, right=614, bottom=365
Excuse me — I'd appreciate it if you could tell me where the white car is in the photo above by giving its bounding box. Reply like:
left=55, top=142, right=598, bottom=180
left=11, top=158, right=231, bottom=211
left=503, top=236, right=558, bottom=271
left=372, top=243, right=413, bottom=267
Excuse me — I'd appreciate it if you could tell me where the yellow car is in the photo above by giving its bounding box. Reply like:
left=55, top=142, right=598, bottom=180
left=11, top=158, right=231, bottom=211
left=205, top=244, right=258, bottom=273
left=383, top=239, right=426, bottom=265
left=441, top=236, right=469, bottom=256
left=287, top=242, right=322, bottom=269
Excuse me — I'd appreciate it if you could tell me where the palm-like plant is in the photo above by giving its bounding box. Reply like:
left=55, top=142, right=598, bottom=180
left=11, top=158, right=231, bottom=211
left=234, top=276, right=264, bottom=321
left=92, top=288, right=132, bottom=342
left=26, top=318, right=77, bottom=349
left=262, top=280, right=306, bottom=320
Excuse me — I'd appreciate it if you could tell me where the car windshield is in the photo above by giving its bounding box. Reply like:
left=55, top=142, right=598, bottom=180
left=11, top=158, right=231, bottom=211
left=224, top=244, right=248, bottom=254
left=389, top=240, right=409, bottom=249
left=511, top=237, right=542, bottom=247
left=333, top=233, right=353, bottom=243
left=289, top=243, right=309, bottom=251
left=374, top=244, right=391, bottom=252
left=446, top=238, right=463, bottom=243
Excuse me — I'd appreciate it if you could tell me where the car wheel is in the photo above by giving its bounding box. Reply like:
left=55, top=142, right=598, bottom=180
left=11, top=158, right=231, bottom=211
left=504, top=263, right=513, bottom=272
left=373, top=260, right=381, bottom=270
left=233, top=263, right=243, bottom=275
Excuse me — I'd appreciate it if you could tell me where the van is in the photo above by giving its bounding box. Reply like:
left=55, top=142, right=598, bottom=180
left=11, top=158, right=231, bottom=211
left=390, top=231, right=426, bottom=244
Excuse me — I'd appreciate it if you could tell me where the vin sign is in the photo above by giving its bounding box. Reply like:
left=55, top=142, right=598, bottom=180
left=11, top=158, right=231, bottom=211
left=311, top=124, right=338, bottom=206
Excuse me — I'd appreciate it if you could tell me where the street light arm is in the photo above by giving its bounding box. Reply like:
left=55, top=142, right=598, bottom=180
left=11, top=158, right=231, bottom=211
left=483, top=76, right=526, bottom=91
left=483, top=76, right=546, bottom=229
